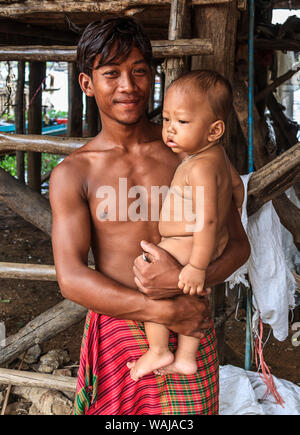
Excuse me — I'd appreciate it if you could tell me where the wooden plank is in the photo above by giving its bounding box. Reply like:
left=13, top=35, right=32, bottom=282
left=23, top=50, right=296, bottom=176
left=0, top=39, right=213, bottom=62
left=0, top=368, right=77, bottom=393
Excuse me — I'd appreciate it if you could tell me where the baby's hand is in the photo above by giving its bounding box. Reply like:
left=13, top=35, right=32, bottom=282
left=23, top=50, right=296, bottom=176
left=178, top=264, right=207, bottom=296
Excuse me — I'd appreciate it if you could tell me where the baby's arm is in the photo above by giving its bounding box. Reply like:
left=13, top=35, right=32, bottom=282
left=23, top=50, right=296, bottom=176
left=178, top=162, right=218, bottom=296
left=229, top=161, right=244, bottom=214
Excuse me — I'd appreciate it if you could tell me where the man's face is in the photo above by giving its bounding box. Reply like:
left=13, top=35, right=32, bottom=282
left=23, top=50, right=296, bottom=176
left=86, top=46, right=153, bottom=126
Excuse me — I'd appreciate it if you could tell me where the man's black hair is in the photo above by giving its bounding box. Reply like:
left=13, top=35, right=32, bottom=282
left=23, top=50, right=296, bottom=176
left=77, top=17, right=153, bottom=78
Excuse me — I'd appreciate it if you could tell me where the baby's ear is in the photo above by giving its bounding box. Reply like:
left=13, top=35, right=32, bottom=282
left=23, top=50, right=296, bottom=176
left=208, top=120, right=225, bottom=142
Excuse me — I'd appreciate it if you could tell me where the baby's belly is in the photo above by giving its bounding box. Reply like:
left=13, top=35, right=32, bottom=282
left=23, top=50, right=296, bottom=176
left=158, top=236, right=193, bottom=266
left=158, top=231, right=229, bottom=267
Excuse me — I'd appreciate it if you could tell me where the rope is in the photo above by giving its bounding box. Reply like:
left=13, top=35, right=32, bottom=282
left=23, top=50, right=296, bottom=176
left=254, top=317, right=285, bottom=407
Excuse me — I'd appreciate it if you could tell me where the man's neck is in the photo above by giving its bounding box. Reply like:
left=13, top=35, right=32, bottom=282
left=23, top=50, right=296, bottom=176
left=99, top=114, right=152, bottom=150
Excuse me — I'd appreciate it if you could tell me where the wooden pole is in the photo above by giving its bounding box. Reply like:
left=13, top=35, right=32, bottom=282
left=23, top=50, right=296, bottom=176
left=0, top=132, right=86, bottom=155
left=67, top=63, right=83, bottom=137
left=246, top=142, right=300, bottom=215
left=0, top=166, right=52, bottom=236
left=15, top=60, right=26, bottom=183
left=0, top=262, right=57, bottom=281
left=164, top=0, right=190, bottom=90
left=0, top=40, right=213, bottom=62
left=0, top=262, right=94, bottom=281
left=0, top=368, right=77, bottom=393
left=0, top=299, right=87, bottom=366
left=27, top=61, right=46, bottom=193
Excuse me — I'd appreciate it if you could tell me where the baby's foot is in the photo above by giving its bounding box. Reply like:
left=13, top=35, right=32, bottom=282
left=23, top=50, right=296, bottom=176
left=127, top=349, right=174, bottom=381
left=154, top=358, right=197, bottom=376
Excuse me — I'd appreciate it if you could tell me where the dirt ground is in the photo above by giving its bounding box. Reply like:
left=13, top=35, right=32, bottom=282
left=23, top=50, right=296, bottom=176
left=0, top=200, right=299, bottom=391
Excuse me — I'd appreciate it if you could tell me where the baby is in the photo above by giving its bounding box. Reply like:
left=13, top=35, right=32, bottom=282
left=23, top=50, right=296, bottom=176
left=128, top=70, right=244, bottom=380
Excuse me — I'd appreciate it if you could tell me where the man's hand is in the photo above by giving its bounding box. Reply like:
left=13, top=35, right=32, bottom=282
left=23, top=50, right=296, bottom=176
left=133, top=240, right=182, bottom=299
left=164, top=294, right=213, bottom=339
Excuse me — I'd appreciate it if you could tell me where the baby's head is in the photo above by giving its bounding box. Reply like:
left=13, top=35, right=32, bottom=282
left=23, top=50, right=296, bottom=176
left=162, top=70, right=233, bottom=155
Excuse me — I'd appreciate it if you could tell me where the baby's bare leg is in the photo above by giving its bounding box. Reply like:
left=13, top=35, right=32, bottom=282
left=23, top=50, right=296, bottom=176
left=127, top=322, right=174, bottom=381
left=155, top=335, right=199, bottom=376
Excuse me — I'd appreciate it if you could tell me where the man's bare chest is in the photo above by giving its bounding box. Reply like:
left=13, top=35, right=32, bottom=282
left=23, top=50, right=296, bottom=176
left=86, top=156, right=177, bottom=226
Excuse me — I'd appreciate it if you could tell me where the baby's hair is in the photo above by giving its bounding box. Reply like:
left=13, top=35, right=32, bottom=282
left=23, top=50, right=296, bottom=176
left=168, top=70, right=233, bottom=122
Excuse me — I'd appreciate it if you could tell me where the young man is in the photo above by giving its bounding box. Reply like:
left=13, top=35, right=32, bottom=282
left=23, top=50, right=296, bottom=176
left=49, top=17, right=250, bottom=415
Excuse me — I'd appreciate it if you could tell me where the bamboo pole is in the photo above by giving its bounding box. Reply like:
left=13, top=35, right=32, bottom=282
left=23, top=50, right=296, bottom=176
left=0, top=40, right=213, bottom=62
left=0, top=368, right=77, bottom=393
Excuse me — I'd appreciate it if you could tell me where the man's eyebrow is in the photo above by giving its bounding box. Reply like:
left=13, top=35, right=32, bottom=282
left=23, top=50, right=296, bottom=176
left=100, top=58, right=147, bottom=67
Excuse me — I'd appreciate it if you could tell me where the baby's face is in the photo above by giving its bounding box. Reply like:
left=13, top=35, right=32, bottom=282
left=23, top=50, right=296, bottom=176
left=162, top=86, right=216, bottom=155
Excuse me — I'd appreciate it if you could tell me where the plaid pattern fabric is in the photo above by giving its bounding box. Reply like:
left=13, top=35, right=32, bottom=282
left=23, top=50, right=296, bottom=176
left=74, top=311, right=219, bottom=415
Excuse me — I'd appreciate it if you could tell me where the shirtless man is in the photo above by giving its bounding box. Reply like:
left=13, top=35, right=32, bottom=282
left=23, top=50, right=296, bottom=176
left=49, top=18, right=250, bottom=415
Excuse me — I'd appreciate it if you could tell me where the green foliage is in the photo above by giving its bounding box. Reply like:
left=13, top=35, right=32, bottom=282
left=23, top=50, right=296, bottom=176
left=0, top=155, right=17, bottom=176
left=0, top=153, right=62, bottom=180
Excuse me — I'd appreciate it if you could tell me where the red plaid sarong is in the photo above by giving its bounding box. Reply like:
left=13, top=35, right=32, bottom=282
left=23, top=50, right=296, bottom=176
left=74, top=312, right=219, bottom=415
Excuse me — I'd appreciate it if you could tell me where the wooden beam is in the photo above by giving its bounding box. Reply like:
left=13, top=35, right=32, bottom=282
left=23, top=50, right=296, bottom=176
left=0, top=166, right=52, bottom=236
left=0, top=39, right=213, bottom=62
left=0, top=133, right=86, bottom=155
left=247, top=142, right=300, bottom=215
left=0, top=299, right=87, bottom=366
left=0, top=368, right=77, bottom=393
left=0, top=0, right=236, bottom=17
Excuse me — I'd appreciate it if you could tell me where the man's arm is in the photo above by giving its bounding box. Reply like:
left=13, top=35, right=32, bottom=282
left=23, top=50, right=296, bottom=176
left=133, top=200, right=250, bottom=298
left=49, top=160, right=212, bottom=338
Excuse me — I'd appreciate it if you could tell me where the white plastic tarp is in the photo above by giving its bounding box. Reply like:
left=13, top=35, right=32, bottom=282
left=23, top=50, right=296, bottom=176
left=220, top=365, right=300, bottom=415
